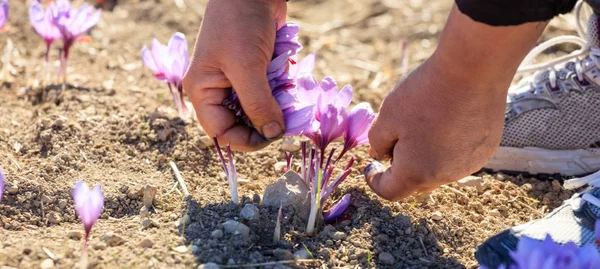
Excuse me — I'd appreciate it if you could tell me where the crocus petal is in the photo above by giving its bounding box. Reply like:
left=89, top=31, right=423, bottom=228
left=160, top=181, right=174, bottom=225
left=30, top=2, right=62, bottom=44
left=295, top=74, right=321, bottom=105
left=0, top=0, right=8, bottom=29
left=73, top=181, right=104, bottom=234
left=283, top=105, right=315, bottom=136
left=141, top=45, right=159, bottom=74
left=290, top=53, right=316, bottom=79
left=0, top=168, right=5, bottom=201
left=323, top=194, right=351, bottom=223
left=335, top=84, right=353, bottom=108
left=318, top=76, right=338, bottom=104
left=344, top=102, right=376, bottom=150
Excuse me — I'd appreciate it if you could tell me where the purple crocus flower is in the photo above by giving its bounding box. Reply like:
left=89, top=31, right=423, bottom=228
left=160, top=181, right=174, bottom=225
left=323, top=193, right=351, bottom=223
left=0, top=168, right=5, bottom=202
left=337, top=102, right=376, bottom=160
left=50, top=0, right=101, bottom=81
left=30, top=1, right=63, bottom=61
left=51, top=0, right=101, bottom=58
left=0, top=0, right=8, bottom=30
left=142, top=32, right=190, bottom=117
left=73, top=181, right=104, bottom=244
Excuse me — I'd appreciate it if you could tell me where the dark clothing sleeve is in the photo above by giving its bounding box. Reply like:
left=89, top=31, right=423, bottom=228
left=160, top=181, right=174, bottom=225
left=455, top=0, right=578, bottom=26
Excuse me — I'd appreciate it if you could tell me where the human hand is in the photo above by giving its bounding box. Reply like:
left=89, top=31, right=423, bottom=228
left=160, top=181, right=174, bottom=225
left=364, top=6, right=547, bottom=200
left=183, top=0, right=287, bottom=151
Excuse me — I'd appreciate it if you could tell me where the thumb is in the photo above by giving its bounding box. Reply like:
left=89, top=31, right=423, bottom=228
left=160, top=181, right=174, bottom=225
left=226, top=65, right=286, bottom=140
left=363, top=161, right=421, bottom=201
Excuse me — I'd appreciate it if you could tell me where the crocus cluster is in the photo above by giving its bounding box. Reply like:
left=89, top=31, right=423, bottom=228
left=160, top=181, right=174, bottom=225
left=0, top=168, right=5, bottom=202
left=486, top=221, right=600, bottom=269
left=213, top=137, right=240, bottom=205
left=0, top=0, right=8, bottom=31
left=29, top=0, right=101, bottom=81
left=142, top=32, right=190, bottom=117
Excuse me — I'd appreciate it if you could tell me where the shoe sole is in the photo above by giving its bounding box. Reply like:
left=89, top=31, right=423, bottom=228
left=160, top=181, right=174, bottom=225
left=484, top=146, right=600, bottom=177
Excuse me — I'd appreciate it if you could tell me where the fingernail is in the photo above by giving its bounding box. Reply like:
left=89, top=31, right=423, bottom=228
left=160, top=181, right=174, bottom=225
left=261, top=121, right=283, bottom=140
left=364, top=161, right=385, bottom=179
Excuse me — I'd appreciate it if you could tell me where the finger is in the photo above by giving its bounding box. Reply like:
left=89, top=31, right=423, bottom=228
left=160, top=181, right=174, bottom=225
left=184, top=73, right=270, bottom=151
left=368, top=112, right=397, bottom=160
left=363, top=161, right=420, bottom=201
left=226, top=65, right=286, bottom=140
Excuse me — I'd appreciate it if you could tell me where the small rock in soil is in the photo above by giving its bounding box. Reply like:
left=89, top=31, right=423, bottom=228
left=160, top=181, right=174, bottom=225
left=457, top=176, right=483, bottom=188
left=262, top=171, right=311, bottom=221
left=489, top=209, right=502, bottom=217
left=40, top=258, right=54, bottom=269
left=68, top=230, right=83, bottom=240
left=211, top=229, right=224, bottom=239
left=47, top=212, right=63, bottom=224
left=330, top=231, right=347, bottom=240
left=431, top=211, right=443, bottom=221
left=294, top=249, right=311, bottom=259
left=379, top=252, right=395, bottom=265
left=7, top=184, right=18, bottom=194
left=58, top=199, right=67, bottom=209
left=101, top=232, right=125, bottom=247
left=93, top=241, right=107, bottom=250
left=223, top=220, right=250, bottom=240
left=142, top=185, right=158, bottom=207
left=253, top=193, right=261, bottom=204
left=198, top=263, right=220, bottom=269
left=141, top=218, right=158, bottom=229
left=240, top=204, right=260, bottom=222
left=280, top=139, right=301, bottom=152
left=139, top=238, right=154, bottom=248
left=197, top=136, right=214, bottom=149
left=139, top=206, right=150, bottom=218
left=191, top=245, right=200, bottom=254
left=273, top=249, right=294, bottom=260
left=173, top=245, right=188, bottom=253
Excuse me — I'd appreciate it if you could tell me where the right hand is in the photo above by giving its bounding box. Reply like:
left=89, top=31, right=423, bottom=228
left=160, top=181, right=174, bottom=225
left=183, top=0, right=288, bottom=151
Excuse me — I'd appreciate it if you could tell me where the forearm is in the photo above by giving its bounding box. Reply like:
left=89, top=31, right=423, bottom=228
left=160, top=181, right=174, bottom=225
left=429, top=5, right=547, bottom=92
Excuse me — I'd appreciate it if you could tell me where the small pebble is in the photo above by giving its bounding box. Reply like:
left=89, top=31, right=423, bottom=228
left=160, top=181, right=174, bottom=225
left=179, top=215, right=191, bottom=226
left=141, top=219, right=157, bottom=229
left=252, top=193, right=261, bottom=204
left=240, top=204, right=260, bottom=222
left=211, top=229, right=224, bottom=239
left=489, top=209, right=501, bottom=217
left=58, top=199, right=68, bottom=209
left=198, top=263, right=220, bottom=269
left=68, top=230, right=83, bottom=240
left=139, top=206, right=150, bottom=218
left=7, top=184, right=18, bottom=194
left=101, top=232, right=125, bottom=247
left=40, top=258, right=54, bottom=269
left=191, top=245, right=201, bottom=254
left=142, top=185, right=158, bottom=207
left=330, top=231, right=347, bottom=240
left=273, top=249, right=294, bottom=260
left=273, top=161, right=287, bottom=173
left=379, top=252, right=395, bottom=265
left=431, top=211, right=443, bottom=221
left=93, top=241, right=107, bottom=250
left=139, top=238, right=154, bottom=248
left=223, top=220, right=250, bottom=240
left=173, top=245, right=188, bottom=253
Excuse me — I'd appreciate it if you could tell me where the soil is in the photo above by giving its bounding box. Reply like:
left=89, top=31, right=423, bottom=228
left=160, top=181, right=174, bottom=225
left=0, top=0, right=586, bottom=268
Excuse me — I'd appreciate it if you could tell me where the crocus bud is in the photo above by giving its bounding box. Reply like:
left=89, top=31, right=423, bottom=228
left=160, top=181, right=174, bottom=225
left=73, top=181, right=104, bottom=241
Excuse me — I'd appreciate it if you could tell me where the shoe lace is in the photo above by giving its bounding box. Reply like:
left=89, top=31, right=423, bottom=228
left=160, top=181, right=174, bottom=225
left=564, top=171, right=600, bottom=209
left=510, top=1, right=600, bottom=96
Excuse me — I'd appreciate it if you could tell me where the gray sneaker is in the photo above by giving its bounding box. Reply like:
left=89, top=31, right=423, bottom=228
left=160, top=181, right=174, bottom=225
left=484, top=11, right=600, bottom=177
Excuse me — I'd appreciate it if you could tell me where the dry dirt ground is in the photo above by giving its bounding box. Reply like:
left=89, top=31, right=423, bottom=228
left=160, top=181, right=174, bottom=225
left=0, top=0, right=588, bottom=268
